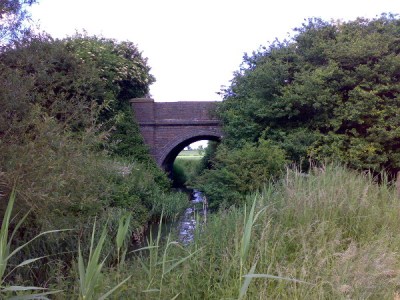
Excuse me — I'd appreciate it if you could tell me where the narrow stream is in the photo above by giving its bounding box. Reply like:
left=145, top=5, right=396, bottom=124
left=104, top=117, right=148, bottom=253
left=175, top=189, right=207, bottom=245
left=132, top=189, right=207, bottom=249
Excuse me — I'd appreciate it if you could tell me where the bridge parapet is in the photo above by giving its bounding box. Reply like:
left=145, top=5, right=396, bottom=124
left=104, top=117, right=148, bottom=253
left=131, top=98, right=219, bottom=123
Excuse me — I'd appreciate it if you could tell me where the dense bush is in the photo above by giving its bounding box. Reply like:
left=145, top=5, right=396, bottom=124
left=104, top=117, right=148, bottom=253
left=195, top=141, right=219, bottom=173
left=172, top=158, right=202, bottom=187
left=218, top=14, right=400, bottom=176
left=0, top=32, right=168, bottom=221
left=0, top=31, right=188, bottom=287
left=195, top=139, right=286, bottom=207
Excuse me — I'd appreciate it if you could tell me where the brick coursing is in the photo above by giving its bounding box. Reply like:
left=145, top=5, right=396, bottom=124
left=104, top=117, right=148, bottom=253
left=130, top=98, right=222, bottom=172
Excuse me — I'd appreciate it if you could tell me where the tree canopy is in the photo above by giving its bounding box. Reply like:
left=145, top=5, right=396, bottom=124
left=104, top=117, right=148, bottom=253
left=0, top=31, right=172, bottom=243
left=0, top=0, right=37, bottom=45
left=218, top=14, right=400, bottom=175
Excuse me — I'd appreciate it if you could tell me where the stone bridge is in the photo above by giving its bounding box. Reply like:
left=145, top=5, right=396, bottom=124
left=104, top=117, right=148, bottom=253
left=130, top=98, right=222, bottom=173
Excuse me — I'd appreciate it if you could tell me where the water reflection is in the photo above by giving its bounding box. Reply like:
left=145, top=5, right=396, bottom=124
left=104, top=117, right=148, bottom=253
left=177, top=189, right=207, bottom=245
left=131, top=189, right=207, bottom=250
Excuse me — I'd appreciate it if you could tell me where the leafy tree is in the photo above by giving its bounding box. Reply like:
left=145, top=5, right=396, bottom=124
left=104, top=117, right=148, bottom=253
left=218, top=14, right=400, bottom=175
left=64, top=35, right=166, bottom=176
left=0, top=26, right=186, bottom=288
left=65, top=34, right=155, bottom=117
left=0, top=33, right=162, bottom=167
left=0, top=0, right=37, bottom=45
left=195, top=141, right=219, bottom=172
left=0, top=31, right=170, bottom=237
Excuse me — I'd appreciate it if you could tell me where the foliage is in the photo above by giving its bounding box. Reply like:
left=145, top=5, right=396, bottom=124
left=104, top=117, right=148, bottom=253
left=77, top=220, right=130, bottom=300
left=0, top=33, right=99, bottom=132
left=172, top=160, right=189, bottom=187
left=115, top=213, right=131, bottom=267
left=131, top=219, right=201, bottom=298
left=195, top=139, right=286, bottom=207
left=195, top=141, right=218, bottom=173
left=106, top=110, right=148, bottom=158
left=0, top=32, right=158, bottom=152
left=94, top=165, right=400, bottom=299
left=3, top=166, right=400, bottom=298
left=0, top=189, right=65, bottom=299
left=64, top=34, right=155, bottom=142
left=65, top=34, right=154, bottom=105
left=0, top=0, right=37, bottom=45
left=0, top=30, right=186, bottom=289
left=0, top=30, right=169, bottom=222
left=148, top=191, right=189, bottom=220
left=172, top=158, right=201, bottom=187
left=64, top=34, right=169, bottom=186
left=218, top=14, right=400, bottom=175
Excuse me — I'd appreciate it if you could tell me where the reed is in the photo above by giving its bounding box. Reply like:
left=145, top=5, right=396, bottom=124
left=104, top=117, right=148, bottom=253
left=0, top=189, right=65, bottom=298
left=115, top=164, right=400, bottom=299
left=239, top=197, right=266, bottom=279
left=115, top=213, right=131, bottom=268
left=129, top=211, right=202, bottom=298
left=4, top=164, right=400, bottom=299
left=77, top=220, right=130, bottom=300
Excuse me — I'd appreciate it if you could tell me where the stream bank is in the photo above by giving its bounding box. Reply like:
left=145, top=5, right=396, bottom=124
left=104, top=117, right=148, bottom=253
left=132, top=189, right=207, bottom=249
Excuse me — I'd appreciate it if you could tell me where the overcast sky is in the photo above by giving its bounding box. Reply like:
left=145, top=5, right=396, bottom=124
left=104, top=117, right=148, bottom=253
left=29, top=0, right=399, bottom=102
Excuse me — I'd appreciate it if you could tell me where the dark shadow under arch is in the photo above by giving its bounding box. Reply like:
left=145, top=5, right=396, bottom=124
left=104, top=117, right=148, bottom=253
left=160, top=134, right=221, bottom=175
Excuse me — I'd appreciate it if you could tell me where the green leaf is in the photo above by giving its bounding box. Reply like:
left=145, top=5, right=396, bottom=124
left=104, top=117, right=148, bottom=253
left=163, top=248, right=202, bottom=276
left=142, top=289, right=160, bottom=293
left=2, top=286, right=46, bottom=292
left=243, top=274, right=311, bottom=285
left=238, top=262, right=257, bottom=300
left=8, top=290, right=62, bottom=300
left=14, top=256, right=47, bottom=269
left=98, top=275, right=131, bottom=300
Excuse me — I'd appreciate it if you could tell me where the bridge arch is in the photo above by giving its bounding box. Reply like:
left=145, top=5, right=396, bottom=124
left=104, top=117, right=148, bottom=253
left=159, top=131, right=221, bottom=174
left=130, top=98, right=222, bottom=172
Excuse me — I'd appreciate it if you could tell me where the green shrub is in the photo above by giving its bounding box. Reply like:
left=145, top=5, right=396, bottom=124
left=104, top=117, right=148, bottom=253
left=195, top=139, right=287, bottom=207
left=149, top=192, right=189, bottom=220
left=172, top=158, right=201, bottom=187
left=172, top=160, right=188, bottom=187
left=0, top=31, right=176, bottom=288
left=218, top=15, right=400, bottom=176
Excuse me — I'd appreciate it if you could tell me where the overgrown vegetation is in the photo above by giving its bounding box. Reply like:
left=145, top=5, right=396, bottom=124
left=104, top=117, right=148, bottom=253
left=172, top=150, right=204, bottom=187
left=0, top=31, right=179, bottom=225
left=196, top=140, right=287, bottom=208
left=0, top=0, right=187, bottom=291
left=2, top=4, right=400, bottom=298
left=43, top=165, right=400, bottom=298
left=5, top=164, right=400, bottom=298
left=218, top=14, right=400, bottom=175
left=195, top=14, right=400, bottom=208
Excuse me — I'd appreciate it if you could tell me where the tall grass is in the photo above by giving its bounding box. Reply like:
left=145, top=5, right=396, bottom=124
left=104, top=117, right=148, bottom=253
left=4, top=164, right=400, bottom=298
left=77, top=220, right=131, bottom=300
left=115, top=213, right=131, bottom=268
left=131, top=215, right=201, bottom=298
left=111, top=164, right=400, bottom=299
left=0, top=189, right=65, bottom=298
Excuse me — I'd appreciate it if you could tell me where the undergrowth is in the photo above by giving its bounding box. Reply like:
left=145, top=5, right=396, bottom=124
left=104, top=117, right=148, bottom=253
left=72, top=165, right=400, bottom=298
left=2, top=164, right=400, bottom=298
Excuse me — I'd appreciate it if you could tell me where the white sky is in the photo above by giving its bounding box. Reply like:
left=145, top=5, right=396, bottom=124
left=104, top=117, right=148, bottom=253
left=29, top=0, right=399, bottom=103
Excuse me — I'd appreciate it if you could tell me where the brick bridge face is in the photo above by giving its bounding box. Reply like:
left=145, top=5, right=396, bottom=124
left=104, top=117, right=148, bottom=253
left=130, top=98, right=222, bottom=172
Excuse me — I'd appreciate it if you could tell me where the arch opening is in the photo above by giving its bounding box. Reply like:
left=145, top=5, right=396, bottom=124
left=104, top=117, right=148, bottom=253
left=161, top=134, right=221, bottom=177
